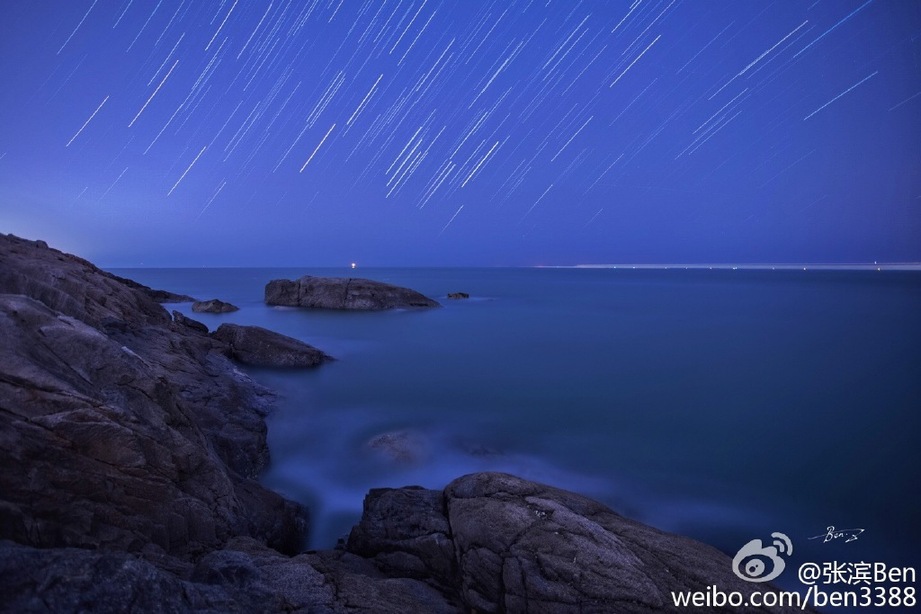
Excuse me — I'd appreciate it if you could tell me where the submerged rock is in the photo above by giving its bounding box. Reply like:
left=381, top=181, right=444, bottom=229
left=265, top=275, right=440, bottom=310
left=366, top=430, right=430, bottom=464
left=447, top=292, right=469, bottom=299
left=212, top=323, right=332, bottom=368
left=192, top=298, right=239, bottom=313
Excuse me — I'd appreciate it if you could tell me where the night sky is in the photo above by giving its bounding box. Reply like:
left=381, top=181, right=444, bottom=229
left=1, top=1, right=919, bottom=266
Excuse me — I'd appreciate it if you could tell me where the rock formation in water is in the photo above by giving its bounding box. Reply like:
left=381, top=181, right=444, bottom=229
left=0, top=234, right=306, bottom=562
left=447, top=292, right=469, bottom=299
left=0, top=233, right=806, bottom=612
left=265, top=275, right=440, bottom=310
left=192, top=298, right=239, bottom=313
left=348, top=473, right=813, bottom=613
left=212, top=322, right=332, bottom=368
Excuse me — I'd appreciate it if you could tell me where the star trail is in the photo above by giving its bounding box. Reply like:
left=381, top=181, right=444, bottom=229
left=0, top=0, right=918, bottom=265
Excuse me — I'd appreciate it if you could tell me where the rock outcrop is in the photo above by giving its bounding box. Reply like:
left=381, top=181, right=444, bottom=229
left=0, top=234, right=306, bottom=569
left=109, top=272, right=195, bottom=303
left=172, top=309, right=210, bottom=334
left=0, top=233, right=805, bottom=613
left=192, top=298, right=239, bottom=313
left=447, top=292, right=469, bottom=299
left=348, top=473, right=808, bottom=613
left=212, top=323, right=332, bottom=368
left=265, top=275, right=440, bottom=310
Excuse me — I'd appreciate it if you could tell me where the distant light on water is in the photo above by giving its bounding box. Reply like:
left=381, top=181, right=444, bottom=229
left=546, top=263, right=921, bottom=271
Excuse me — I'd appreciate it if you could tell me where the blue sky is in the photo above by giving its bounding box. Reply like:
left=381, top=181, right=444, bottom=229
left=1, top=0, right=919, bottom=266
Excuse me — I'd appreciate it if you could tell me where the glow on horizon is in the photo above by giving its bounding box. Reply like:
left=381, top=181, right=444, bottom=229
left=542, top=263, right=921, bottom=271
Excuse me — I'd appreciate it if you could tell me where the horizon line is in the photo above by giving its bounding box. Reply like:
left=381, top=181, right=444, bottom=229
left=100, top=262, right=921, bottom=271
left=541, top=263, right=921, bottom=271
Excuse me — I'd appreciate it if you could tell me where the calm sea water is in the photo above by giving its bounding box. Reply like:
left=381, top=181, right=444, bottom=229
left=112, top=266, right=921, bottom=580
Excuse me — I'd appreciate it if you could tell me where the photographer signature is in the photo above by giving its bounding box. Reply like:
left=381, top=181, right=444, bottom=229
left=808, top=526, right=865, bottom=544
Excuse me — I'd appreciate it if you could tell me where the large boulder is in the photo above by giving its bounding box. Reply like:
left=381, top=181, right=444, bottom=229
left=265, top=275, right=440, bottom=310
left=0, top=234, right=176, bottom=328
left=347, top=473, right=809, bottom=613
left=192, top=298, right=239, bottom=313
left=212, top=323, right=332, bottom=368
left=173, top=309, right=209, bottom=334
left=0, top=233, right=307, bottom=565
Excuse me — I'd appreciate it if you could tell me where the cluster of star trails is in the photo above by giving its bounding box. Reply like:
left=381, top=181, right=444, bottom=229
left=1, top=0, right=917, bottom=258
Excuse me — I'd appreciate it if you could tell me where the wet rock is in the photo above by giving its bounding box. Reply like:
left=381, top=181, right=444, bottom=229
left=173, top=310, right=209, bottom=334
left=212, top=323, right=332, bottom=368
left=347, top=487, right=457, bottom=588
left=347, top=472, right=810, bottom=613
left=0, top=540, right=236, bottom=613
left=0, top=232, right=308, bottom=567
left=192, top=298, right=239, bottom=313
left=447, top=292, right=469, bottom=299
left=265, top=275, right=440, bottom=310
left=108, top=272, right=196, bottom=303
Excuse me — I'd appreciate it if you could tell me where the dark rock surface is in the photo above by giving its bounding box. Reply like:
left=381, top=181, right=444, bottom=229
left=192, top=298, right=239, bottom=313
left=173, top=309, right=210, bottom=334
left=348, top=473, right=809, bottom=613
left=0, top=234, right=307, bottom=564
left=109, top=272, right=196, bottom=303
left=1, top=233, right=805, bottom=613
left=212, top=323, right=332, bottom=368
left=447, top=292, right=469, bottom=299
left=0, top=537, right=457, bottom=613
left=265, top=275, right=440, bottom=310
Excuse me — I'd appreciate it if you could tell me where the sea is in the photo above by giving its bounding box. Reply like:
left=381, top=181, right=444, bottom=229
left=111, top=265, right=921, bottom=588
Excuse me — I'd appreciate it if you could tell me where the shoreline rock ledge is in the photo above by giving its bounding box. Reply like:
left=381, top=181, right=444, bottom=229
left=1, top=233, right=806, bottom=612
left=265, top=274, right=440, bottom=310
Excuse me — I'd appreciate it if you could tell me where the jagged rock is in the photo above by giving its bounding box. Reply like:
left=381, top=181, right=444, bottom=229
left=0, top=537, right=457, bottom=613
left=348, top=472, right=809, bottom=613
left=265, top=275, right=440, bottom=310
left=305, top=548, right=462, bottom=613
left=0, top=540, right=238, bottom=613
left=212, top=323, right=332, bottom=368
left=347, top=487, right=457, bottom=588
left=0, top=233, right=307, bottom=564
left=0, top=294, right=306, bottom=564
left=110, top=273, right=196, bottom=303
left=447, top=292, right=469, bottom=299
left=192, top=298, right=239, bottom=313
left=0, top=234, right=172, bottom=328
left=173, top=310, right=209, bottom=334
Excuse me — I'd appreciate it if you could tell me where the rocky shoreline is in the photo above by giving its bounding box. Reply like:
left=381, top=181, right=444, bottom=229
left=0, top=234, right=802, bottom=612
